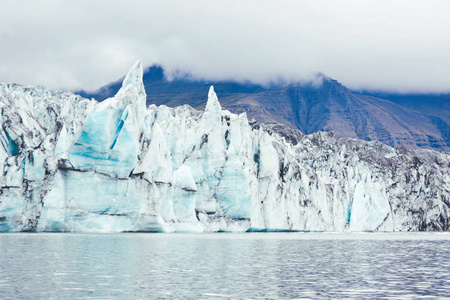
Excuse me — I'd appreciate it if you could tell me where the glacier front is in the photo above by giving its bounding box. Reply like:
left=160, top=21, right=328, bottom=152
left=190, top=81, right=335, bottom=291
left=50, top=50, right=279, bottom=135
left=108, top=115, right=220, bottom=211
left=0, top=61, right=449, bottom=232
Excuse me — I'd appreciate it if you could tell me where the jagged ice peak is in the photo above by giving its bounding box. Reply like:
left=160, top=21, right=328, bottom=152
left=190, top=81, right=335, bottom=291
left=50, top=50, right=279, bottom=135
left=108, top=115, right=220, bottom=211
left=205, top=85, right=222, bottom=113
left=119, top=59, right=147, bottom=103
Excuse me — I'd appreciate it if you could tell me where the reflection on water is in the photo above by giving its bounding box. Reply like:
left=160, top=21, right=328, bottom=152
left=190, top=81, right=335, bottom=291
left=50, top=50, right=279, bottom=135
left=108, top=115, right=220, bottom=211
left=0, top=233, right=450, bottom=299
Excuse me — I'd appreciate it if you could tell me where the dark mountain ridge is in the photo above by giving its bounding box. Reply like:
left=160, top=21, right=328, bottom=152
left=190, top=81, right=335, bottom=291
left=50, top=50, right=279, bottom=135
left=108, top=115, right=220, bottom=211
left=76, top=65, right=450, bottom=151
left=353, top=91, right=450, bottom=123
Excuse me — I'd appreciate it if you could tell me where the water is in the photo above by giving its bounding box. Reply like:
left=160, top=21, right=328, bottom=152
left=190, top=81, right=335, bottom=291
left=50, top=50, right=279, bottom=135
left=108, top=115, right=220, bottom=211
left=1, top=233, right=450, bottom=299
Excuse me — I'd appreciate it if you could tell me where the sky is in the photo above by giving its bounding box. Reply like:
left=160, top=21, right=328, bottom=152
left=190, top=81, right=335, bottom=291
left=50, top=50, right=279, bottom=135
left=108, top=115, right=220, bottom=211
left=0, top=0, right=449, bottom=93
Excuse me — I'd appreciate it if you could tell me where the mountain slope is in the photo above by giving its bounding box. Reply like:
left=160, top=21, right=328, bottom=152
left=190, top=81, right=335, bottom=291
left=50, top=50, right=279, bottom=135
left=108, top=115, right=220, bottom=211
left=228, top=79, right=450, bottom=150
left=77, top=65, right=450, bottom=151
left=354, top=91, right=450, bottom=124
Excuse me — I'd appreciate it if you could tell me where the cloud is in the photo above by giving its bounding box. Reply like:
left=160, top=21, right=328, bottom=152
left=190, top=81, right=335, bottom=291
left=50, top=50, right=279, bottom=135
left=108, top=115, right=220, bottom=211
left=0, top=0, right=449, bottom=93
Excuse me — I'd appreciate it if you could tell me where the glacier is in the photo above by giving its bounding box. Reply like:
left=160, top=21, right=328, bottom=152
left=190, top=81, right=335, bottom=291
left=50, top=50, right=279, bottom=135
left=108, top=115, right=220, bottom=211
left=0, top=61, right=449, bottom=232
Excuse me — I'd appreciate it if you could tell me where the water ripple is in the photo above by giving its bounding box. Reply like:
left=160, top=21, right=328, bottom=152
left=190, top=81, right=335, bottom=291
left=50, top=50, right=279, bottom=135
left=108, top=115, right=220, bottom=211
left=0, top=233, right=449, bottom=299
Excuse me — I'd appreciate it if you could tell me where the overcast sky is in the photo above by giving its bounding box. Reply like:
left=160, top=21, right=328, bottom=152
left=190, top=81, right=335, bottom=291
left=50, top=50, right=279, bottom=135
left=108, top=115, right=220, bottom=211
left=0, top=0, right=449, bottom=93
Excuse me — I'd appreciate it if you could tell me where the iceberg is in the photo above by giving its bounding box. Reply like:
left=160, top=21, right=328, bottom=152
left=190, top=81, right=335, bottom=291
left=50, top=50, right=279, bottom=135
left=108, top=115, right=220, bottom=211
left=0, top=61, right=449, bottom=232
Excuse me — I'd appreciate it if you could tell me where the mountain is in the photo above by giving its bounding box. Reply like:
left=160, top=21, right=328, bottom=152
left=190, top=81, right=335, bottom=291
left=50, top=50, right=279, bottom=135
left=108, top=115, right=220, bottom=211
left=353, top=91, right=450, bottom=124
left=77, top=65, right=268, bottom=109
left=77, top=65, right=450, bottom=152
left=1, top=61, right=449, bottom=232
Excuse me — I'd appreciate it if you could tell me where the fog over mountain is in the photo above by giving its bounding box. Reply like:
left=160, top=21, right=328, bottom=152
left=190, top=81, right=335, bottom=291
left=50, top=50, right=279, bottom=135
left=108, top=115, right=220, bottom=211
left=0, top=0, right=449, bottom=93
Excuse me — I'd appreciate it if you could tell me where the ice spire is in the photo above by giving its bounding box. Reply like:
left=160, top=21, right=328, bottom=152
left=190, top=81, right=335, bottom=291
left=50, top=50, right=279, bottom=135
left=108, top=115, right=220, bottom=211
left=118, top=60, right=147, bottom=114
left=205, top=86, right=221, bottom=113
left=121, top=60, right=146, bottom=97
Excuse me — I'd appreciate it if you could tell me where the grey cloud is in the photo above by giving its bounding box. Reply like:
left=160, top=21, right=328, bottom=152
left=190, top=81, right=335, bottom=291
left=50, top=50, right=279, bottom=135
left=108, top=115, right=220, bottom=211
left=0, top=0, right=449, bottom=93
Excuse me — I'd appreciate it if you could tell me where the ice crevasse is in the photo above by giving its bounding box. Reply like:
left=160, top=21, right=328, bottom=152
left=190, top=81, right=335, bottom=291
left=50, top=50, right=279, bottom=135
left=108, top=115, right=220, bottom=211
left=0, top=61, right=449, bottom=232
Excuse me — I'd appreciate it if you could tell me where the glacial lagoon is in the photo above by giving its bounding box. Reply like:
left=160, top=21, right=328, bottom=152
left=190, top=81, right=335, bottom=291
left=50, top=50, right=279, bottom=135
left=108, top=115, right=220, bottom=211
left=1, top=233, right=450, bottom=299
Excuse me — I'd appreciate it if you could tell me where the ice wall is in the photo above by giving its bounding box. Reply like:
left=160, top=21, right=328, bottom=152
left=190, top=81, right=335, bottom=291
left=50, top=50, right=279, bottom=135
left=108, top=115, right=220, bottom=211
left=0, top=61, right=449, bottom=232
